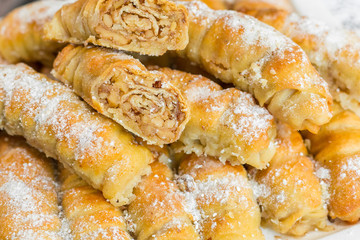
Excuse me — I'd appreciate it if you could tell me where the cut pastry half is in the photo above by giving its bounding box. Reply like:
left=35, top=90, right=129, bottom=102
left=44, top=0, right=189, bottom=55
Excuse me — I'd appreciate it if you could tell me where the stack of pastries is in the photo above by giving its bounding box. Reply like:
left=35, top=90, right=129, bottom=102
left=0, top=0, right=360, bottom=239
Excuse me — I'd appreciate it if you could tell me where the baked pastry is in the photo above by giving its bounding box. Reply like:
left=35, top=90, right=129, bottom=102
left=250, top=122, right=328, bottom=236
left=0, top=63, right=153, bottom=206
left=53, top=45, right=190, bottom=145
left=0, top=133, right=61, bottom=239
left=182, top=0, right=226, bottom=10
left=177, top=154, right=264, bottom=240
left=0, top=0, right=67, bottom=66
left=232, top=0, right=293, bottom=11
left=60, top=166, right=132, bottom=239
left=153, top=67, right=276, bottom=169
left=44, top=0, right=189, bottom=55
left=304, top=105, right=360, bottom=222
left=233, top=0, right=360, bottom=117
left=175, top=1, right=332, bottom=133
left=127, top=156, right=199, bottom=240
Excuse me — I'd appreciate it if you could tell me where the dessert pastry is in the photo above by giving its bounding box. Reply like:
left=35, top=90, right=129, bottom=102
left=0, top=63, right=153, bottom=207
left=233, top=0, right=360, bottom=117
left=154, top=67, right=276, bottom=169
left=175, top=1, right=332, bottom=133
left=0, top=133, right=61, bottom=239
left=53, top=45, right=190, bottom=145
left=177, top=154, right=264, bottom=240
left=232, top=0, right=293, bottom=11
left=250, top=122, right=328, bottom=236
left=127, top=154, right=199, bottom=240
left=0, top=0, right=67, bottom=66
left=305, top=105, right=360, bottom=222
left=60, top=166, right=132, bottom=239
left=182, top=0, right=226, bottom=10
left=44, top=0, right=189, bottom=55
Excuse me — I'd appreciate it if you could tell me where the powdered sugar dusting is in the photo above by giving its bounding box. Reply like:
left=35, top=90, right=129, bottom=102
left=284, top=12, right=360, bottom=98
left=0, top=64, right=114, bottom=162
left=340, top=155, right=360, bottom=179
left=184, top=84, right=227, bottom=112
left=0, top=0, right=71, bottom=35
left=179, top=173, right=250, bottom=206
left=314, top=161, right=331, bottom=205
left=0, top=149, right=61, bottom=239
left=177, top=165, right=257, bottom=235
left=0, top=63, right=149, bottom=206
left=220, top=91, right=273, bottom=144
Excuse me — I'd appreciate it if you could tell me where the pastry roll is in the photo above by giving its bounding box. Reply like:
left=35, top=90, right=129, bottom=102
left=177, top=154, right=264, bottom=240
left=250, top=122, right=328, bottom=236
left=0, top=1, right=67, bottom=66
left=181, top=0, right=226, bottom=10
left=304, top=106, right=360, bottom=222
left=0, top=63, right=153, bottom=206
left=44, top=0, right=189, bottom=56
left=175, top=1, right=332, bottom=133
left=59, top=166, right=132, bottom=240
left=154, top=67, right=276, bottom=169
left=0, top=133, right=61, bottom=239
left=233, top=0, right=360, bottom=117
left=53, top=45, right=190, bottom=145
left=127, top=155, right=199, bottom=240
left=232, top=0, right=293, bottom=12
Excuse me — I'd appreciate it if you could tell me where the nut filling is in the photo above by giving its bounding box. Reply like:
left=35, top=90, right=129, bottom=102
left=100, top=0, right=180, bottom=46
left=98, top=72, right=187, bottom=142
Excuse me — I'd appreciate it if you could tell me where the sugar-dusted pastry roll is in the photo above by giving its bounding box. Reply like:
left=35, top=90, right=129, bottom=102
left=127, top=154, right=199, bottom=240
left=250, top=122, right=328, bottom=236
left=177, top=154, right=264, bottom=240
left=304, top=105, right=360, bottom=222
left=0, top=1, right=68, bottom=66
left=59, top=166, right=132, bottom=240
left=0, top=63, right=153, bottom=206
left=233, top=0, right=360, bottom=117
left=53, top=45, right=190, bottom=145
left=175, top=1, right=332, bottom=133
left=0, top=133, right=61, bottom=239
left=44, top=0, right=189, bottom=56
left=153, top=67, right=276, bottom=169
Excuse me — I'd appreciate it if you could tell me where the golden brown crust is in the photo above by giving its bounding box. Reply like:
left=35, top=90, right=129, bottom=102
left=0, top=63, right=153, bottom=206
left=60, top=167, right=132, bottom=240
left=53, top=45, right=190, bottom=145
left=305, top=108, right=360, bottom=222
left=177, top=154, right=264, bottom=240
left=181, top=0, right=226, bottom=10
left=233, top=0, right=293, bottom=12
left=250, top=122, right=328, bottom=236
left=153, top=67, right=276, bottom=169
left=176, top=1, right=332, bottom=133
left=127, top=159, right=199, bottom=240
left=0, top=1, right=67, bottom=66
left=233, top=0, right=360, bottom=118
left=44, top=0, right=189, bottom=56
left=0, top=133, right=61, bottom=239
